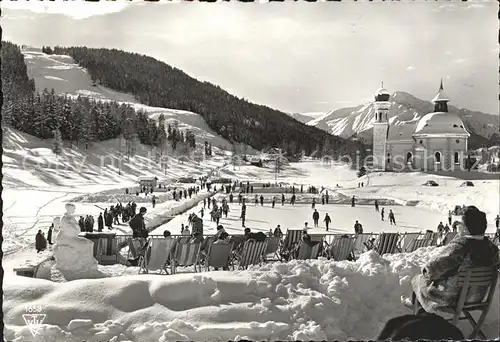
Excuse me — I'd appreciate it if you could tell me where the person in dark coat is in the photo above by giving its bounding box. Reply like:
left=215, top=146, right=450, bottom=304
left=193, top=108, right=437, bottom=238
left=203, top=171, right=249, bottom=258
left=229, top=193, right=234, bottom=203
left=354, top=220, right=362, bottom=234
left=47, top=224, right=53, bottom=245
left=241, top=204, right=247, bottom=227
left=129, top=207, right=148, bottom=239
left=381, top=208, right=385, bottom=221
left=273, top=225, right=283, bottom=238
left=281, top=194, right=285, bottom=206
left=104, top=209, right=113, bottom=229
left=152, top=195, right=156, bottom=209
left=351, top=195, right=356, bottom=207
left=389, top=210, right=396, bottom=225
left=324, top=213, right=331, bottom=231
left=312, top=209, right=320, bottom=227
left=36, top=230, right=47, bottom=253
left=374, top=200, right=379, bottom=212
left=404, top=206, right=499, bottom=314
left=260, top=195, right=264, bottom=206
left=98, top=213, right=104, bottom=232
left=78, top=216, right=85, bottom=232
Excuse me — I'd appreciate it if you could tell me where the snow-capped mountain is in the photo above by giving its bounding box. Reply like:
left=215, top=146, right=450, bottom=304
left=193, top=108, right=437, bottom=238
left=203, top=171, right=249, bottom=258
left=306, top=91, right=498, bottom=148
left=288, top=112, right=326, bottom=124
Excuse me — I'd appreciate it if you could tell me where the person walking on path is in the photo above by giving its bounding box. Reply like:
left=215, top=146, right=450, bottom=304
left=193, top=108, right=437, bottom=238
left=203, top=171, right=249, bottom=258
left=351, top=195, right=356, bottom=207
left=290, top=194, right=296, bottom=205
left=381, top=208, right=385, bottom=221
left=272, top=196, right=276, bottom=208
left=324, top=213, right=331, bottom=231
left=389, top=210, right=396, bottom=225
left=241, top=204, right=247, bottom=227
left=312, top=197, right=316, bottom=209
left=152, top=195, right=156, bottom=209
left=281, top=194, right=285, bottom=206
left=312, top=209, right=320, bottom=228
left=448, top=210, right=452, bottom=225
left=254, top=195, right=259, bottom=206
left=374, top=200, right=379, bottom=212
left=260, top=195, right=264, bottom=206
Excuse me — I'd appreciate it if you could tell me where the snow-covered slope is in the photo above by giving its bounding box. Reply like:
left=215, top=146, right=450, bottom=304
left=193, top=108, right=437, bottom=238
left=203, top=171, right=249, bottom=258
left=289, top=112, right=326, bottom=124
left=307, top=91, right=498, bottom=146
left=22, top=48, right=234, bottom=151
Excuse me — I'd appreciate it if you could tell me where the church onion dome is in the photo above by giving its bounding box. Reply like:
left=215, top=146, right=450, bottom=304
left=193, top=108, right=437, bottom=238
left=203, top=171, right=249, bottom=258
left=413, top=112, right=470, bottom=137
left=374, top=83, right=391, bottom=102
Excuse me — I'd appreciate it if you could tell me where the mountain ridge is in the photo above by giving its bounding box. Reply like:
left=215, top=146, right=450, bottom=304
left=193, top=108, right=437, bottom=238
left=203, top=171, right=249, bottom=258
left=305, top=91, right=498, bottom=149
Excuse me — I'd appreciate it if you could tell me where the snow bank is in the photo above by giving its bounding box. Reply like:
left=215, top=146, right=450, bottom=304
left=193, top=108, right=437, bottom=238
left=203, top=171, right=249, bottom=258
left=4, top=247, right=498, bottom=341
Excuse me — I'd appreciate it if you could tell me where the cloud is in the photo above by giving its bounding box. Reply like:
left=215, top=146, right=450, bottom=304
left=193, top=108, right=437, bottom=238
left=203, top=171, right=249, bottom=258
left=452, top=58, right=468, bottom=64
left=406, top=66, right=415, bottom=71
left=2, top=0, right=134, bottom=19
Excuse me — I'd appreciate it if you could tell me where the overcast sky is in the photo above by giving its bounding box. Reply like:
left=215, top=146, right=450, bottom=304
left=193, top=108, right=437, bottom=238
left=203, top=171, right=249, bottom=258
left=2, top=1, right=497, bottom=115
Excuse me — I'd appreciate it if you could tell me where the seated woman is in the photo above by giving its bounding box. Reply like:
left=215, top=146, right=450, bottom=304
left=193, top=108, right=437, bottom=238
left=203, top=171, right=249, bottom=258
left=403, top=206, right=499, bottom=313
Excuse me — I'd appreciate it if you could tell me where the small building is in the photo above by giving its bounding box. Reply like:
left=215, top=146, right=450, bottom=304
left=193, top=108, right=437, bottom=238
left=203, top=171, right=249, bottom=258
left=138, top=176, right=158, bottom=189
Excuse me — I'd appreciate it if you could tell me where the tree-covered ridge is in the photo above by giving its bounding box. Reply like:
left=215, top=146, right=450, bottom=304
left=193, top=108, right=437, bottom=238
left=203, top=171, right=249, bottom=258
left=2, top=42, right=197, bottom=158
left=48, top=46, right=365, bottom=159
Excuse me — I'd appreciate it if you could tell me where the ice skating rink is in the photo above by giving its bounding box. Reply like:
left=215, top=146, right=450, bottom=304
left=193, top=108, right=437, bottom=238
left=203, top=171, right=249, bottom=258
left=153, top=201, right=455, bottom=236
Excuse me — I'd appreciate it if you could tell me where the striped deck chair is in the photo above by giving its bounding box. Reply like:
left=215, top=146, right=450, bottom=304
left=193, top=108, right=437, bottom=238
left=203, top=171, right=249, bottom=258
left=328, top=235, right=356, bottom=261
left=138, top=238, right=175, bottom=274
left=353, top=233, right=372, bottom=255
left=282, top=229, right=303, bottom=254
left=423, top=232, right=439, bottom=247
left=237, top=240, right=268, bottom=270
left=310, top=235, right=325, bottom=256
left=374, top=233, right=400, bottom=255
left=230, top=235, right=246, bottom=250
left=264, top=236, right=281, bottom=261
left=398, top=233, right=422, bottom=253
left=441, top=232, right=458, bottom=246
left=408, top=237, right=430, bottom=252
left=204, top=242, right=233, bottom=271
left=127, top=238, right=146, bottom=260
left=171, top=242, right=201, bottom=274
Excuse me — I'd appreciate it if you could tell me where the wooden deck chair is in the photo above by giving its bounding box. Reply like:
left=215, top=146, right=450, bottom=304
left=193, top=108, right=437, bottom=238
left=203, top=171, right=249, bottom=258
left=423, top=232, right=439, bottom=247
left=398, top=233, right=422, bottom=253
left=328, top=235, right=356, bottom=261
left=171, top=242, right=201, bottom=274
left=237, top=240, right=268, bottom=270
left=310, top=235, right=325, bottom=256
left=229, top=235, right=245, bottom=250
left=138, top=238, right=175, bottom=274
left=264, top=236, right=281, bottom=261
left=127, top=238, right=146, bottom=260
left=441, top=232, right=458, bottom=246
left=374, top=233, right=400, bottom=255
left=414, top=265, right=499, bottom=339
left=407, top=237, right=430, bottom=252
left=204, top=242, right=233, bottom=271
left=282, top=229, right=303, bottom=253
left=353, top=233, right=372, bottom=255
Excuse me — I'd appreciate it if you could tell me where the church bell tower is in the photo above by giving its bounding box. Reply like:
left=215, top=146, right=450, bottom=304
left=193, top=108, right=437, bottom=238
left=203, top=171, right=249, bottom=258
left=372, top=83, right=391, bottom=171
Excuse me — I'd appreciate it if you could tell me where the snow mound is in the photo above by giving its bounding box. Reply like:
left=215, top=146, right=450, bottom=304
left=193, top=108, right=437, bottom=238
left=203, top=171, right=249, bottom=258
left=4, top=247, right=499, bottom=341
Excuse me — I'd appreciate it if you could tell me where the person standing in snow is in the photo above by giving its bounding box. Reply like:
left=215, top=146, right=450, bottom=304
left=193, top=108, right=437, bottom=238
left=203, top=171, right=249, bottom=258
left=290, top=194, right=296, bottom=205
left=312, top=197, right=316, bottom=209
left=324, top=213, right=331, bottom=231
left=351, top=195, right=356, bottom=207
left=229, top=193, right=234, bottom=204
left=47, top=223, right=53, bottom=245
left=78, top=216, right=85, bottom=232
left=303, top=222, right=309, bottom=232
left=273, top=225, right=283, bottom=238
left=254, top=195, right=259, bottom=206
left=354, top=220, right=363, bottom=234
left=241, top=204, right=247, bottom=227
left=130, top=207, right=148, bottom=239
left=35, top=230, right=47, bottom=253
left=437, top=222, right=445, bottom=234
left=98, top=213, right=104, bottom=232
left=260, top=195, right=264, bottom=206
left=389, top=210, right=396, bottom=225
left=374, top=200, right=379, bottom=212
left=495, top=215, right=500, bottom=230
left=152, top=195, right=156, bottom=209
left=448, top=211, right=452, bottom=226
left=281, top=194, right=285, bottom=206
left=381, top=208, right=385, bottom=221
left=443, top=224, right=450, bottom=234
left=321, top=194, right=325, bottom=205
left=272, top=196, right=276, bottom=208
left=312, top=209, right=320, bottom=228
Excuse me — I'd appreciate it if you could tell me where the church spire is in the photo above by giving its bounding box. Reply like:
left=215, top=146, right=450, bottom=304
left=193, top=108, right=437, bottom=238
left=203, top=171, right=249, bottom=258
left=432, top=79, right=450, bottom=112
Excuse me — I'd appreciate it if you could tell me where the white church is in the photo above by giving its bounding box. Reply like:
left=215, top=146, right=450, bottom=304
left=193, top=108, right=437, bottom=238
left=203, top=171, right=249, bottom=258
left=372, top=81, right=470, bottom=171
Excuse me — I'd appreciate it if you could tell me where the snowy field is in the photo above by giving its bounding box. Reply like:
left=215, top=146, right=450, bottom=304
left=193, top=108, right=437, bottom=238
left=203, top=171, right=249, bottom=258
left=4, top=247, right=499, bottom=342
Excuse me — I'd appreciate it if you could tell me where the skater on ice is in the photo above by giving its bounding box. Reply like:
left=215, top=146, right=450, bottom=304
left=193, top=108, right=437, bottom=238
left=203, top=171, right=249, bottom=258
left=351, top=195, right=356, bottom=207
left=354, top=220, right=363, bottom=234
left=389, top=210, right=396, bottom=225
left=381, top=208, right=385, bottom=221
left=324, top=213, right=331, bottom=231
left=312, top=209, right=320, bottom=228
left=374, top=200, right=379, bottom=212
